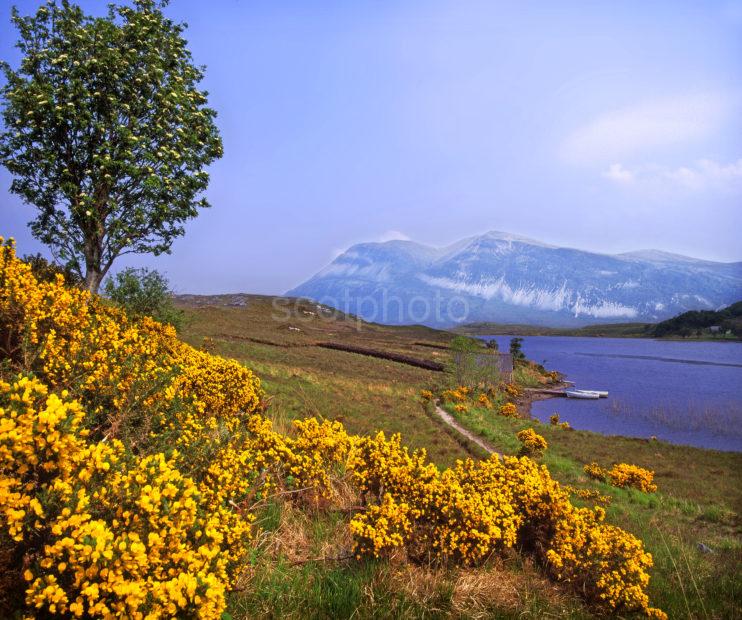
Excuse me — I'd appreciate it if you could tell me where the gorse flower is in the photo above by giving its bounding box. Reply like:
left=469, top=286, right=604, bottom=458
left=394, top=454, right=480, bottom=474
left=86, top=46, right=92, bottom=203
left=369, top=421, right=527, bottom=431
left=516, top=428, right=548, bottom=457
left=584, top=462, right=657, bottom=493
left=441, top=386, right=469, bottom=403
left=0, top=238, right=664, bottom=619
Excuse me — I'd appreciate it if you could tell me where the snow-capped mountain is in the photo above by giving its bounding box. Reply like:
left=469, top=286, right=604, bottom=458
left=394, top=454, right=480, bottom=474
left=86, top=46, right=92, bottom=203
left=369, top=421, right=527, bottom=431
left=286, top=232, right=742, bottom=327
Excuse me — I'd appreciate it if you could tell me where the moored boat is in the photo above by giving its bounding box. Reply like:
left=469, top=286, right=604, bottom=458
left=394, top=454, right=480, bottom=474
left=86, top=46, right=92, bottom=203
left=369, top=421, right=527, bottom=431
left=565, top=389, right=601, bottom=399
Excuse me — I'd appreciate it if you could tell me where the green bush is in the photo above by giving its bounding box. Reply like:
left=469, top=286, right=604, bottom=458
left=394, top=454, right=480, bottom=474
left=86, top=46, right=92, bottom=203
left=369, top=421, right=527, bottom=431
left=103, top=268, right=184, bottom=331
left=22, top=253, right=82, bottom=287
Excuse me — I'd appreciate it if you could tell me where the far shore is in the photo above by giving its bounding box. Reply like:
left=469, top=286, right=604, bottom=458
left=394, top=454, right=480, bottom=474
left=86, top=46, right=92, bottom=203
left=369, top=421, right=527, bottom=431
left=459, top=325, right=740, bottom=342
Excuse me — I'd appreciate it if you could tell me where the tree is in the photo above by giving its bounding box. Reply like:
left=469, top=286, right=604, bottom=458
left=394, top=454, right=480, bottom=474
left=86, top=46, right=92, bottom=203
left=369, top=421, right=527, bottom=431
left=103, top=267, right=183, bottom=331
left=485, top=339, right=499, bottom=351
left=0, top=0, right=223, bottom=292
left=22, top=252, right=82, bottom=287
left=509, top=337, right=525, bottom=361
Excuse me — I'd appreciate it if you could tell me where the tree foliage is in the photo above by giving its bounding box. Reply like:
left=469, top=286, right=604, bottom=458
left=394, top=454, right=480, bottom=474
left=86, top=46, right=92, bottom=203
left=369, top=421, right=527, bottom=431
left=22, top=252, right=82, bottom=287
left=509, top=337, right=525, bottom=361
left=103, top=266, right=183, bottom=330
left=651, top=302, right=742, bottom=338
left=0, top=0, right=223, bottom=292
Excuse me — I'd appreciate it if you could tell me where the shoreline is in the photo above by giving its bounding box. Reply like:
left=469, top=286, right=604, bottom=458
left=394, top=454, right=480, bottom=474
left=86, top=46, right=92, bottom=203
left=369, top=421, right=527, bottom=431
left=517, top=380, right=568, bottom=418
left=471, top=331, right=741, bottom=343
left=516, top=380, right=742, bottom=454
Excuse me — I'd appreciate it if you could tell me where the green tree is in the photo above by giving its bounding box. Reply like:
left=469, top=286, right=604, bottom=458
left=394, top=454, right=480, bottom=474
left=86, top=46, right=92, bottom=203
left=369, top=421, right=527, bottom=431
left=509, top=337, right=525, bottom=361
left=0, top=0, right=223, bottom=293
left=103, top=267, right=183, bottom=330
left=485, top=338, right=499, bottom=351
left=22, top=252, right=82, bottom=287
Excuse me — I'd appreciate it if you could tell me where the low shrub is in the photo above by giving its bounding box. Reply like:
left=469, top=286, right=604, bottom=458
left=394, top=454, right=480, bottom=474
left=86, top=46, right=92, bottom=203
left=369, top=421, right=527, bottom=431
left=516, top=428, right=548, bottom=457
left=103, top=267, right=185, bottom=331
left=584, top=462, right=657, bottom=493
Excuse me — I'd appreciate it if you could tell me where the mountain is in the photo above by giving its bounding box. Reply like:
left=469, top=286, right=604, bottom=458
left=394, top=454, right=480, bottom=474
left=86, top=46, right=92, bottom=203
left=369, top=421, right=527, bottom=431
left=286, top=231, right=742, bottom=327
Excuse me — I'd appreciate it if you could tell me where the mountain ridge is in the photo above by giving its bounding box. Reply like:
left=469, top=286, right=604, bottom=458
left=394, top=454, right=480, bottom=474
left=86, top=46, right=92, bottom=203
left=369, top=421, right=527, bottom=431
left=287, top=232, right=742, bottom=327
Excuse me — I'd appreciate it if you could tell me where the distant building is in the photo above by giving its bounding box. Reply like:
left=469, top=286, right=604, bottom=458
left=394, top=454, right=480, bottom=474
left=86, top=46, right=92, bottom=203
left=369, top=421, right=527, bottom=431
left=472, top=351, right=513, bottom=383
left=709, top=325, right=721, bottom=333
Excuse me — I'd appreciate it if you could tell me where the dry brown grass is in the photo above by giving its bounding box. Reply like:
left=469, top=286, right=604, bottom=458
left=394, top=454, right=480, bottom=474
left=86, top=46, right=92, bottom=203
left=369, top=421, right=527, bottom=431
left=385, top=555, right=585, bottom=620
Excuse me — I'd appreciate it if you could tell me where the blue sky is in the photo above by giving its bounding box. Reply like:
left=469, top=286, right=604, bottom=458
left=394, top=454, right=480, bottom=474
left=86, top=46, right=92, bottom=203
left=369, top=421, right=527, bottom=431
left=2, top=0, right=741, bottom=294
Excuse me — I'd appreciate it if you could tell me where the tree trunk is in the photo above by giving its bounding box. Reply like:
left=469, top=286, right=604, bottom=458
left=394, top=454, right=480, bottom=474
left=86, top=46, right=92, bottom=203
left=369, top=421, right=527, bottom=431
left=84, top=266, right=103, bottom=294
left=83, top=226, right=107, bottom=294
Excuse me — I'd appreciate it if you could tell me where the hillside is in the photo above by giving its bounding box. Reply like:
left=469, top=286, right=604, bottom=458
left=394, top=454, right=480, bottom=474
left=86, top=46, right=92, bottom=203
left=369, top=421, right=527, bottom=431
left=651, top=301, right=742, bottom=339
left=2, top=245, right=740, bottom=619
left=175, top=293, right=742, bottom=619
left=173, top=293, right=467, bottom=464
left=288, top=231, right=742, bottom=327
left=454, top=303, right=742, bottom=341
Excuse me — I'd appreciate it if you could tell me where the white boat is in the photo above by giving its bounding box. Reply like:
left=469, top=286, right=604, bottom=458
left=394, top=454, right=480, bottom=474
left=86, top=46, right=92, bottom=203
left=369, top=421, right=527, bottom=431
left=565, top=389, right=601, bottom=399
left=593, top=390, right=609, bottom=398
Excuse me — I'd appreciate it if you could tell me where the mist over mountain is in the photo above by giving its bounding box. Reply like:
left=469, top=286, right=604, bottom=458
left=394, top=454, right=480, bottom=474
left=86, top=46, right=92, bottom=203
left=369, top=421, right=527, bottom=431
left=287, top=232, right=742, bottom=327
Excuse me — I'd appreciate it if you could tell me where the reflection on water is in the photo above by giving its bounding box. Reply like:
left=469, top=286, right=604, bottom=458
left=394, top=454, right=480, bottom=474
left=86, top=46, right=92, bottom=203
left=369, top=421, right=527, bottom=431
left=481, top=335, right=742, bottom=452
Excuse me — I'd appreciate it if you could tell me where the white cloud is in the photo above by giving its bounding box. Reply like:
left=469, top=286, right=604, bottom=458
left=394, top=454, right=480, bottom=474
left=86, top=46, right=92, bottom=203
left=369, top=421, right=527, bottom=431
left=561, top=93, right=733, bottom=164
left=602, top=163, right=634, bottom=183
left=664, top=159, right=742, bottom=190
left=377, top=229, right=411, bottom=242
left=602, top=158, right=742, bottom=191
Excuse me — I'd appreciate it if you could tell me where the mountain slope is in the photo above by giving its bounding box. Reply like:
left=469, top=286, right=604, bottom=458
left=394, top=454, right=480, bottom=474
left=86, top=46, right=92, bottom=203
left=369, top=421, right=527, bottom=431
left=287, top=231, right=742, bottom=327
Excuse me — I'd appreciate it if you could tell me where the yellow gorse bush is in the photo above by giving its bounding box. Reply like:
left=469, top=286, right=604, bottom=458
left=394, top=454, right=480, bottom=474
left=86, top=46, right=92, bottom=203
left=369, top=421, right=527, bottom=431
left=564, top=485, right=612, bottom=506
left=503, top=382, right=522, bottom=398
left=499, top=402, right=518, bottom=417
left=348, top=433, right=664, bottom=617
left=0, top=238, right=664, bottom=618
left=441, top=386, right=469, bottom=403
left=516, top=428, right=548, bottom=457
left=584, top=462, right=657, bottom=493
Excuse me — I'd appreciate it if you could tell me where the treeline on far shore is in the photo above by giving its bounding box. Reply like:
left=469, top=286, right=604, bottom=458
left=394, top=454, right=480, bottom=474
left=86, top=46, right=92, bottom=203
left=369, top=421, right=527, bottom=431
left=457, top=301, right=742, bottom=340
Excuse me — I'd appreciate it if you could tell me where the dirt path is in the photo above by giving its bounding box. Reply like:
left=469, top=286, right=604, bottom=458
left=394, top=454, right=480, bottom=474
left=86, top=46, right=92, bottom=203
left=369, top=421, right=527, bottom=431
left=433, top=403, right=502, bottom=459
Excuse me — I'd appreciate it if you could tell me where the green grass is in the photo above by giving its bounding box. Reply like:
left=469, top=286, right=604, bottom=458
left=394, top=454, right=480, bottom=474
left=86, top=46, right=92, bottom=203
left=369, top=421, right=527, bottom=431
left=229, top=500, right=590, bottom=620
left=444, top=402, right=742, bottom=619
left=179, top=296, right=742, bottom=619
left=178, top=297, right=467, bottom=465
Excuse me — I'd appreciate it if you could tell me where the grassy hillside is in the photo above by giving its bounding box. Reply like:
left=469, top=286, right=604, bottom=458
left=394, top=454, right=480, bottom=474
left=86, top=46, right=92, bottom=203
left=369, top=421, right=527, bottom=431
left=439, top=399, right=742, bottom=619
left=178, top=294, right=742, bottom=619
left=651, top=302, right=742, bottom=339
left=175, top=294, right=467, bottom=465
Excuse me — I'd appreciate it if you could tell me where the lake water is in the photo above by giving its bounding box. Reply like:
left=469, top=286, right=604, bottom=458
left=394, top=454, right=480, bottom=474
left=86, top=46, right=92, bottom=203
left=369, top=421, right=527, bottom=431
left=481, top=336, right=742, bottom=452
